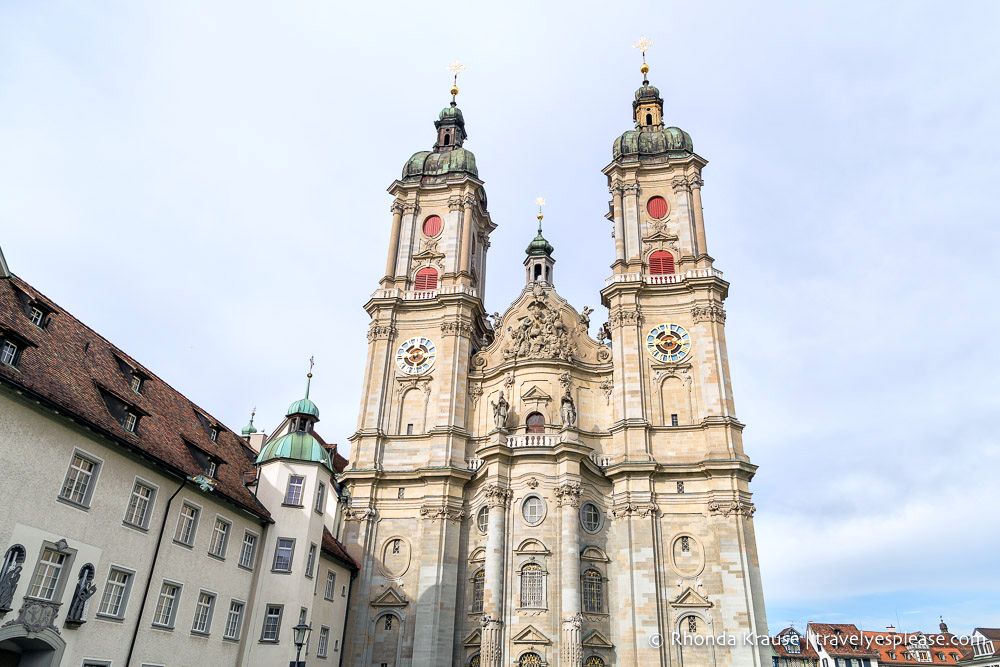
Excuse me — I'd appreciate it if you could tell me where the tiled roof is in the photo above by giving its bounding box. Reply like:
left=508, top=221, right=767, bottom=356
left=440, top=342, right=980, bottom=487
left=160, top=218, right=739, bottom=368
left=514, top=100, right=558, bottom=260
left=808, top=624, right=879, bottom=657
left=862, top=631, right=965, bottom=666
left=0, top=274, right=270, bottom=521
left=774, top=628, right=820, bottom=660
left=322, top=527, right=358, bottom=571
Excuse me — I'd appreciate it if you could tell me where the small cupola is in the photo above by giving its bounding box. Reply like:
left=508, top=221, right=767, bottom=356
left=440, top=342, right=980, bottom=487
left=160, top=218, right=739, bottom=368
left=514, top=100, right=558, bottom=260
left=435, top=62, right=468, bottom=150
left=633, top=38, right=663, bottom=128
left=286, top=365, right=320, bottom=433
left=524, top=197, right=555, bottom=285
left=241, top=408, right=258, bottom=437
left=255, top=361, right=333, bottom=472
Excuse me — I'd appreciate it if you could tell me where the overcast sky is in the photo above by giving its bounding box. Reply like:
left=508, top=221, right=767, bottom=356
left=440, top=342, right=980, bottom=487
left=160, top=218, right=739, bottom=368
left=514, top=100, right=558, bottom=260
left=2, top=0, right=998, bottom=635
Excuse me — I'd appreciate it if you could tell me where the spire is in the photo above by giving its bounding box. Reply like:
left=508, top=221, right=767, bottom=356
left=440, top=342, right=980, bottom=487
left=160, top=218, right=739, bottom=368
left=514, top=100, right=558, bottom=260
left=305, top=355, right=314, bottom=399
left=241, top=407, right=258, bottom=437
left=633, top=36, right=653, bottom=84
left=524, top=197, right=555, bottom=285
left=286, top=357, right=320, bottom=420
left=434, top=61, right=468, bottom=150
left=631, top=36, right=664, bottom=128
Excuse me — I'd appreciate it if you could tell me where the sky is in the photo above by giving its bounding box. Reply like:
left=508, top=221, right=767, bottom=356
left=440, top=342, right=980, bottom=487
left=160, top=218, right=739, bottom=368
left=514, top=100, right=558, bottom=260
left=2, top=0, right=999, bottom=635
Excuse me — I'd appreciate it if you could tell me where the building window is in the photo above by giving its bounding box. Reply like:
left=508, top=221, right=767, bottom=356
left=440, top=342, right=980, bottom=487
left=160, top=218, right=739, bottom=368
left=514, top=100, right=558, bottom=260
left=520, top=563, right=544, bottom=608
left=152, top=582, right=181, bottom=628
left=648, top=250, right=676, bottom=275
left=123, top=411, right=138, bottom=433
left=676, top=481, right=685, bottom=494
left=422, top=215, right=443, bottom=237
left=97, top=567, right=133, bottom=618
left=472, top=569, right=485, bottom=613
left=670, top=413, right=679, bottom=426
left=29, top=307, right=45, bottom=327
left=585, top=657, right=607, bottom=667
left=173, top=503, right=200, bottom=546
left=315, top=482, right=327, bottom=514
left=580, top=503, right=602, bottom=533
left=124, top=479, right=155, bottom=528
left=582, top=569, right=604, bottom=613
left=205, top=460, right=217, bottom=478
left=1, top=340, right=19, bottom=366
left=305, top=543, right=317, bottom=578
left=476, top=506, right=489, bottom=533
left=318, top=626, right=331, bottom=657
left=209, top=518, right=230, bottom=558
left=687, top=615, right=698, bottom=633
left=391, top=539, right=401, bottom=555
left=130, top=373, right=143, bottom=394
left=384, top=615, right=393, bottom=630
left=341, top=585, right=346, bottom=597
left=59, top=451, right=100, bottom=507
left=272, top=538, right=295, bottom=572
left=646, top=195, right=670, bottom=219
left=334, top=639, right=339, bottom=652
left=414, top=267, right=439, bottom=291
left=284, top=475, right=305, bottom=506
left=405, top=423, right=414, bottom=435
left=681, top=536, right=691, bottom=553
left=261, top=604, right=282, bottom=642
left=324, top=570, right=336, bottom=600
left=209, top=427, right=219, bottom=442
left=519, top=653, right=543, bottom=667
left=191, top=591, right=215, bottom=634
left=27, top=548, right=66, bottom=600
left=239, top=532, right=258, bottom=569
left=223, top=599, right=244, bottom=640
left=521, top=496, right=545, bottom=526
left=525, top=412, right=545, bottom=434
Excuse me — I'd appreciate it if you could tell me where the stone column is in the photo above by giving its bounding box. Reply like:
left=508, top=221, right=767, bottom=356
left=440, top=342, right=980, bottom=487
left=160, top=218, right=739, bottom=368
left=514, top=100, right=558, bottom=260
left=623, top=182, right=641, bottom=265
left=412, top=503, right=464, bottom=665
left=382, top=201, right=405, bottom=285
left=556, top=482, right=583, bottom=667
left=611, top=181, right=626, bottom=265
left=459, top=196, right=476, bottom=275
left=481, top=483, right=512, bottom=667
left=689, top=176, right=709, bottom=266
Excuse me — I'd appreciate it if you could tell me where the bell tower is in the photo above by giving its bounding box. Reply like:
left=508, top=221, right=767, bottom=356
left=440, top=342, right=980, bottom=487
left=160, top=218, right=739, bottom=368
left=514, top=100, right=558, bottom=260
left=342, top=66, right=496, bottom=667
left=599, top=39, right=770, bottom=667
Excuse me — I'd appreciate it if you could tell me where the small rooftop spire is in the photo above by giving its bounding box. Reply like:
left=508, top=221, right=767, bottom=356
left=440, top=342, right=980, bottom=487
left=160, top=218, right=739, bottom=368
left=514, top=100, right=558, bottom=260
left=447, top=60, right=465, bottom=106
left=241, top=407, right=258, bottom=437
left=305, top=355, right=315, bottom=399
left=633, top=36, right=653, bottom=84
left=535, top=196, right=545, bottom=234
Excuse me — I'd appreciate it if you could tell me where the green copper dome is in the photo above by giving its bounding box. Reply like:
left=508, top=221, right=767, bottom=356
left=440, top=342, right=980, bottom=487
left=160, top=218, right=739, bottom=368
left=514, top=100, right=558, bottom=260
left=241, top=421, right=258, bottom=437
left=438, top=105, right=465, bottom=124
left=286, top=397, right=320, bottom=418
left=525, top=224, right=554, bottom=257
left=634, top=82, right=661, bottom=102
left=613, top=126, right=693, bottom=160
left=255, top=431, right=333, bottom=472
left=402, top=147, right=478, bottom=179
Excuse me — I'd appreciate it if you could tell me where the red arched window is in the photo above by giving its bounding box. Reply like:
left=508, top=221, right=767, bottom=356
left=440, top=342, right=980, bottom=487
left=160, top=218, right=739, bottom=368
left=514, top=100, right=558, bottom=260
left=648, top=251, right=675, bottom=275
left=414, top=267, right=439, bottom=290
left=525, top=412, right=545, bottom=434
left=646, top=196, right=669, bottom=219
left=422, top=215, right=443, bottom=237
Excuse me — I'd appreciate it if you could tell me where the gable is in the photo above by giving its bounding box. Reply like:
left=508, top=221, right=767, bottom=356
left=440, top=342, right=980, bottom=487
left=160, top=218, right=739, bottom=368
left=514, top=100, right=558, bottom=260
left=671, top=587, right=712, bottom=608
left=371, top=587, right=408, bottom=607
left=512, top=624, right=550, bottom=645
left=583, top=629, right=614, bottom=648
left=464, top=629, right=482, bottom=646
left=515, top=538, right=550, bottom=555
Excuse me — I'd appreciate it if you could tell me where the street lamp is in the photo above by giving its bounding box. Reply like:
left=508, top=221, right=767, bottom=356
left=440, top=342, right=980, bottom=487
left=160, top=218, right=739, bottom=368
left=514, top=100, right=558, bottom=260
left=292, top=622, right=311, bottom=666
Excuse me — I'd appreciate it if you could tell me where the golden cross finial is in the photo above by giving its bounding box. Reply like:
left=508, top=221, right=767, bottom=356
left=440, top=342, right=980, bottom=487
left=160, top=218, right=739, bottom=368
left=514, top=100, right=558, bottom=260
left=448, top=60, right=465, bottom=101
left=632, top=36, right=653, bottom=79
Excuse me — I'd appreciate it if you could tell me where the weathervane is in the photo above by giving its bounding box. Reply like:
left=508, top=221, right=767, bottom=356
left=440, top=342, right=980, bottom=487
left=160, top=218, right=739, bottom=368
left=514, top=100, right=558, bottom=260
left=632, top=36, right=653, bottom=82
left=535, top=197, right=546, bottom=230
left=447, top=60, right=465, bottom=104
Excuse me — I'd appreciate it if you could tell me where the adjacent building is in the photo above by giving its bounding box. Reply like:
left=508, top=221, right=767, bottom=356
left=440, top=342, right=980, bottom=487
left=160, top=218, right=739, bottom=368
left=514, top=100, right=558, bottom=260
left=962, top=629, right=1000, bottom=667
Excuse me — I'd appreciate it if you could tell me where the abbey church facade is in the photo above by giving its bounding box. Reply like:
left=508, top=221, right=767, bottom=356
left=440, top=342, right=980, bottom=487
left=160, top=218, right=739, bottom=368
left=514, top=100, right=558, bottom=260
left=341, top=63, right=770, bottom=667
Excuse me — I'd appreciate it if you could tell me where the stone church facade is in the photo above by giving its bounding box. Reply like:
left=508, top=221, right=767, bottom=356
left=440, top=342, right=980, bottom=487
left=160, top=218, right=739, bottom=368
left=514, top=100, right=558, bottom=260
left=341, top=64, right=770, bottom=667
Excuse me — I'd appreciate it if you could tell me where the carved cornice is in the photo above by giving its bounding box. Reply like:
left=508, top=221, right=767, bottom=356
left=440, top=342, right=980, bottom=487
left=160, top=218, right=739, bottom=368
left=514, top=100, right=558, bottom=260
left=671, top=176, right=690, bottom=193
left=610, top=502, right=659, bottom=520
left=367, top=323, right=397, bottom=342
left=622, top=182, right=640, bottom=193
left=483, top=484, right=513, bottom=508
left=463, top=194, right=478, bottom=208
left=402, top=202, right=419, bottom=214
left=609, top=306, right=643, bottom=329
left=419, top=505, right=465, bottom=523
left=691, top=304, right=726, bottom=324
left=708, top=499, right=756, bottom=518
left=344, top=507, right=377, bottom=522
left=390, top=200, right=405, bottom=214
left=448, top=196, right=464, bottom=211
left=441, top=319, right=474, bottom=337
left=554, top=482, right=582, bottom=508
left=688, top=175, right=705, bottom=190
left=609, top=180, right=624, bottom=196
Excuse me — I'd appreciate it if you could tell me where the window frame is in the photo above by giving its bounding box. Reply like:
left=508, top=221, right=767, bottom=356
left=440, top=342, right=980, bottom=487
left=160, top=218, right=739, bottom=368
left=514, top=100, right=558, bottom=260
left=317, top=625, right=331, bottom=658
left=284, top=475, right=306, bottom=506
left=123, top=411, right=138, bottom=433
left=26, top=546, right=69, bottom=601
left=123, top=477, right=158, bottom=530
left=272, top=537, right=295, bottom=573
left=324, top=570, right=336, bottom=601
left=518, top=562, right=546, bottom=609
left=471, top=569, right=485, bottom=613
left=579, top=502, right=603, bottom=534
left=581, top=568, right=604, bottom=614
left=314, top=481, right=327, bottom=514
left=238, top=530, right=258, bottom=570
left=520, top=494, right=546, bottom=527
left=260, top=603, right=283, bottom=643
left=152, top=580, right=183, bottom=629
left=190, top=589, right=217, bottom=636
left=223, top=598, right=246, bottom=641
left=0, top=339, right=19, bottom=367
left=305, top=543, right=317, bottom=579
left=208, top=516, right=231, bottom=560
left=96, top=565, right=135, bottom=620
left=172, top=501, right=202, bottom=548
left=57, top=449, right=103, bottom=509
left=476, top=506, right=489, bottom=534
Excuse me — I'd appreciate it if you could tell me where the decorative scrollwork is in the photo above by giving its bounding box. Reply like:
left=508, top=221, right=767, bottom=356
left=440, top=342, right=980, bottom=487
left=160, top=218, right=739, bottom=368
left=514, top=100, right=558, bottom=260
left=708, top=500, right=756, bottom=517
left=483, top=484, right=513, bottom=508
left=367, top=323, right=396, bottom=342
left=691, top=304, right=726, bottom=324
left=419, top=505, right=465, bottom=523
left=554, top=483, right=582, bottom=508
left=609, top=307, right=642, bottom=328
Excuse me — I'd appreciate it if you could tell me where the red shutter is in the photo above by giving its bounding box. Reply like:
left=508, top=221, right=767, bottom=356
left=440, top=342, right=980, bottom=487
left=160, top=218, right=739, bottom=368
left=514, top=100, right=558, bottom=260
left=646, top=196, right=669, bottom=219
left=414, top=268, right=439, bottom=290
left=422, top=215, right=443, bottom=237
left=648, top=251, right=675, bottom=275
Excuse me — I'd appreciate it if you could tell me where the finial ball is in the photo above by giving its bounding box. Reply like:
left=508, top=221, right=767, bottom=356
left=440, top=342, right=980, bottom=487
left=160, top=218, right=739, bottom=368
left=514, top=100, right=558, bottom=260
left=641, top=63, right=649, bottom=75
left=450, top=84, right=459, bottom=96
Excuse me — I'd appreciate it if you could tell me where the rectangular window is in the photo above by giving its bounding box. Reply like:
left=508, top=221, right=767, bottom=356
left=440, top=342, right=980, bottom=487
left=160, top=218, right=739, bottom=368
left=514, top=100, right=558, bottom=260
left=59, top=451, right=99, bottom=506
left=239, top=531, right=258, bottom=569
left=123, top=412, right=137, bottom=433
left=317, top=626, right=331, bottom=658
left=261, top=604, right=282, bottom=642
left=272, top=538, right=294, bottom=572
left=98, top=567, right=133, bottom=618
left=405, top=423, right=414, bottom=435
left=209, top=427, right=219, bottom=442
left=223, top=599, right=245, bottom=640
left=314, top=482, right=326, bottom=514
left=284, top=475, right=305, bottom=506
left=670, top=413, right=679, bottom=426
left=191, top=591, right=215, bottom=634
left=29, top=307, right=44, bottom=327
left=130, top=373, right=143, bottom=394
left=209, top=518, right=230, bottom=558
left=1, top=340, right=18, bottom=366
left=676, top=481, right=685, bottom=494
left=27, top=548, right=66, bottom=600
left=173, top=503, right=200, bottom=546
left=305, top=543, right=317, bottom=578
left=124, top=479, right=155, bottom=528
left=324, top=570, right=336, bottom=600
left=152, top=582, right=181, bottom=628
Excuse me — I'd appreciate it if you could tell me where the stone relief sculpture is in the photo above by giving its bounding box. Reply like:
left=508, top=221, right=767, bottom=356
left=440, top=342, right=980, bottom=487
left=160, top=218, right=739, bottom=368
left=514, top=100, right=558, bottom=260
left=0, top=544, right=26, bottom=612
left=560, top=390, right=577, bottom=428
left=491, top=393, right=509, bottom=430
left=65, top=563, right=97, bottom=624
left=501, top=299, right=576, bottom=361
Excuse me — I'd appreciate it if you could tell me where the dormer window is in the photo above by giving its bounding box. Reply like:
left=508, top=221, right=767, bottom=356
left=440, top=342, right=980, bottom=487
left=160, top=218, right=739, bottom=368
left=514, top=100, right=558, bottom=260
left=130, top=373, right=143, bottom=394
left=210, top=427, right=219, bottom=442
left=123, top=412, right=138, bottom=433
left=29, top=307, right=44, bottom=327
left=1, top=340, right=18, bottom=367
left=206, top=460, right=217, bottom=478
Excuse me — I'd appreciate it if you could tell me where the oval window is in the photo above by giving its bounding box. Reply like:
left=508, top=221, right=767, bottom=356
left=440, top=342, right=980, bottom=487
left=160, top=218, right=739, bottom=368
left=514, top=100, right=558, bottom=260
left=476, top=506, right=489, bottom=533
left=521, top=496, right=545, bottom=525
left=422, top=215, right=443, bottom=237
left=580, top=502, right=602, bottom=533
left=646, top=196, right=669, bottom=219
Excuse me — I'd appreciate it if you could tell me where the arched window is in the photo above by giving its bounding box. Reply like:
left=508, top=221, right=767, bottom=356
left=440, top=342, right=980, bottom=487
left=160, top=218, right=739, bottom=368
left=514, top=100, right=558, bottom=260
left=519, top=652, right=543, bottom=667
left=648, top=250, right=675, bottom=275
left=525, top=412, right=545, bottom=434
left=414, top=267, right=439, bottom=291
left=469, top=655, right=481, bottom=667
left=645, top=113, right=653, bottom=125
left=585, top=657, right=607, bottom=667
left=443, top=133, right=451, bottom=146
left=582, top=569, right=603, bottom=613
left=520, top=563, right=544, bottom=608
left=472, top=569, right=485, bottom=613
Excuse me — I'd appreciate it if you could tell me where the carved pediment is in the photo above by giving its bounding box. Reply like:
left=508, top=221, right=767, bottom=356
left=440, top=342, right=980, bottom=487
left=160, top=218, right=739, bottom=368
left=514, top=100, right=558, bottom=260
left=469, top=547, right=486, bottom=563
left=464, top=628, right=482, bottom=646
left=520, top=385, right=552, bottom=402
left=583, top=629, right=614, bottom=648
left=514, top=538, right=550, bottom=555
left=671, top=587, right=712, bottom=608
left=512, top=624, right=551, bottom=644
left=580, top=546, right=610, bottom=562
left=371, top=587, right=408, bottom=607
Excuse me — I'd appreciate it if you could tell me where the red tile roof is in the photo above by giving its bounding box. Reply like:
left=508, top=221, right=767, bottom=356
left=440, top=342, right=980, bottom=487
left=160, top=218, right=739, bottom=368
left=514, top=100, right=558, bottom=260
left=773, top=628, right=820, bottom=660
left=863, top=632, right=967, bottom=666
left=808, top=624, right=880, bottom=658
left=322, top=527, right=358, bottom=571
left=0, top=275, right=270, bottom=521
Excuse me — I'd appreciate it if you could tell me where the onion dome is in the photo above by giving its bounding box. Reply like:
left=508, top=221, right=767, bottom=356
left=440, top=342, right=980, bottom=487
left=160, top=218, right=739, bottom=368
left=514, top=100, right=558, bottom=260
left=286, top=396, right=320, bottom=419
left=614, top=50, right=694, bottom=160
left=401, top=72, right=478, bottom=180
left=526, top=221, right=554, bottom=257
left=255, top=431, right=333, bottom=472
left=240, top=408, right=258, bottom=437
left=634, top=82, right=661, bottom=103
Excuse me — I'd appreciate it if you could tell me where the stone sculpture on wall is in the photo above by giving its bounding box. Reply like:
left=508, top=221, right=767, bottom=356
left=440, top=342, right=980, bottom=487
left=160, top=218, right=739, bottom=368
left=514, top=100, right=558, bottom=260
left=491, top=393, right=509, bottom=431
left=0, top=544, right=25, bottom=613
left=502, top=298, right=576, bottom=362
left=560, top=390, right=577, bottom=428
left=65, top=563, right=97, bottom=625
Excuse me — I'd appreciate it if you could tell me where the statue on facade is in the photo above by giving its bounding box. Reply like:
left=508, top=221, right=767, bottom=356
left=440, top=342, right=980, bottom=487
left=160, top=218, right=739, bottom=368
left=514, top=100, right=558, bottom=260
left=0, top=545, right=25, bottom=612
left=560, top=390, right=577, bottom=428
left=597, top=321, right=612, bottom=344
left=579, top=306, right=594, bottom=328
left=491, top=393, right=509, bottom=431
left=65, top=564, right=97, bottom=624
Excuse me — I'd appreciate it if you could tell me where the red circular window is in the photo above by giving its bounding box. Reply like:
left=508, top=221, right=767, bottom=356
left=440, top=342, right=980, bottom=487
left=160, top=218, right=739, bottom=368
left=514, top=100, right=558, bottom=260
left=646, top=196, right=669, bottom=219
left=422, top=215, right=443, bottom=237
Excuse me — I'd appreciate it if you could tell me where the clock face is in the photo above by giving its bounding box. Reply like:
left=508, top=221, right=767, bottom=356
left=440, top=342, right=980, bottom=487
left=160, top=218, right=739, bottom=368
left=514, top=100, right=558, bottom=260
left=646, top=323, right=691, bottom=363
left=395, top=337, right=437, bottom=375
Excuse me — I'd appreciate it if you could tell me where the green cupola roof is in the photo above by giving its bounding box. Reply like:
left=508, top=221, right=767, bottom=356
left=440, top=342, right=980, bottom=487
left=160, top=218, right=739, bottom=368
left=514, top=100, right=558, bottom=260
left=286, top=365, right=320, bottom=418
left=255, top=431, right=333, bottom=472
left=241, top=408, right=258, bottom=437
left=401, top=74, right=478, bottom=181
left=525, top=212, right=554, bottom=258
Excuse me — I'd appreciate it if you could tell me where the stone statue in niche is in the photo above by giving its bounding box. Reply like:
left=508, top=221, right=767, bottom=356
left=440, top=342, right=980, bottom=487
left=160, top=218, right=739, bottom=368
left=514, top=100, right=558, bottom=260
left=65, top=564, right=97, bottom=625
left=491, top=393, right=509, bottom=431
left=0, top=545, right=26, bottom=612
left=560, top=390, right=577, bottom=428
